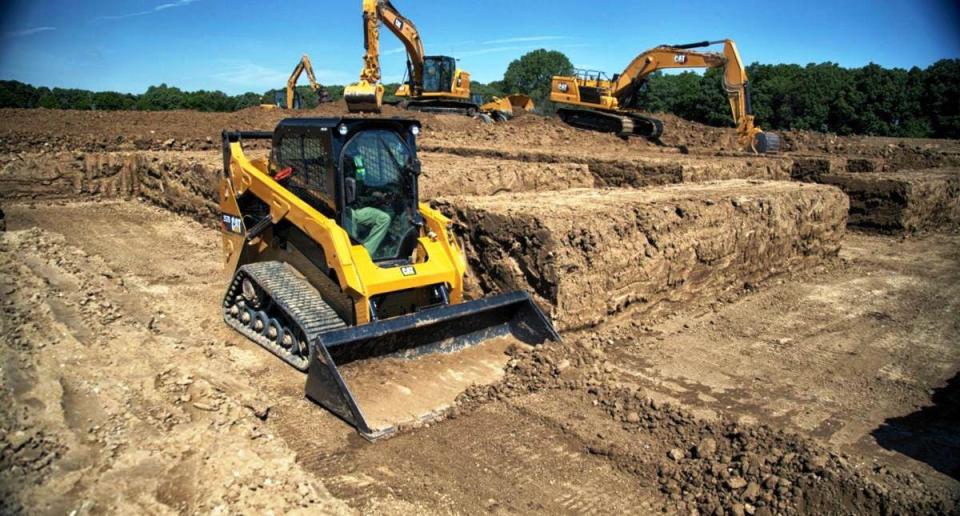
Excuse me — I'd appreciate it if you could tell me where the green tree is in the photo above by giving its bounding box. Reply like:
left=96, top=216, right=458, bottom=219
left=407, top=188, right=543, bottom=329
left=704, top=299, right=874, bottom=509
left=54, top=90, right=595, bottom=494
left=501, top=49, right=574, bottom=107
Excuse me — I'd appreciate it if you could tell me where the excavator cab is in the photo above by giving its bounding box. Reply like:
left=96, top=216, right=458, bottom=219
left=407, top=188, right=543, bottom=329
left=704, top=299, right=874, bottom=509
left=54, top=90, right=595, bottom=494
left=420, top=55, right=457, bottom=94
left=220, top=118, right=560, bottom=440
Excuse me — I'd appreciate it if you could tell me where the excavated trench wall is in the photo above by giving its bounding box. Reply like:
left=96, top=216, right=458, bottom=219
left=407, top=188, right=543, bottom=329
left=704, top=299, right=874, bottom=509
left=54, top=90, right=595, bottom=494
left=0, top=151, right=221, bottom=222
left=421, top=144, right=795, bottom=187
left=439, top=181, right=848, bottom=331
left=792, top=159, right=960, bottom=233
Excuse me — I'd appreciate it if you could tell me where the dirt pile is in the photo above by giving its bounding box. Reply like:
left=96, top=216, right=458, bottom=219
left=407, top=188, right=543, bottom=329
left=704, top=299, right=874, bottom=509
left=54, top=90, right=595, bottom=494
left=439, top=180, right=848, bottom=330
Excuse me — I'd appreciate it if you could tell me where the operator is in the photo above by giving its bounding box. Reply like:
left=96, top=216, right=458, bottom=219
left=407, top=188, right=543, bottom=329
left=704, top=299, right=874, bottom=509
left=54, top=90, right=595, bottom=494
left=350, top=155, right=391, bottom=257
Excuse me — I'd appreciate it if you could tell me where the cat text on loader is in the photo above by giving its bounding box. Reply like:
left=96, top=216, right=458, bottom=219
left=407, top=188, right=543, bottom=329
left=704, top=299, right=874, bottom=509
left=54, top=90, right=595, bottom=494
left=550, top=39, right=780, bottom=153
left=219, top=117, right=559, bottom=440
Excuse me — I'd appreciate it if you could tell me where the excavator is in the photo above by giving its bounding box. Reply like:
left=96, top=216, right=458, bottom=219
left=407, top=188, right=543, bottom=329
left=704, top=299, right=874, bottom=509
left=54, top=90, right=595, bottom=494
left=550, top=39, right=780, bottom=153
left=261, top=54, right=332, bottom=110
left=344, top=0, right=478, bottom=115
left=220, top=117, right=558, bottom=440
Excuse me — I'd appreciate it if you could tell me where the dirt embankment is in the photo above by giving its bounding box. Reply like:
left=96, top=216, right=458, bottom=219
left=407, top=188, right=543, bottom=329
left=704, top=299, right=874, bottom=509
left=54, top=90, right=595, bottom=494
left=439, top=180, right=848, bottom=330
left=0, top=151, right=221, bottom=222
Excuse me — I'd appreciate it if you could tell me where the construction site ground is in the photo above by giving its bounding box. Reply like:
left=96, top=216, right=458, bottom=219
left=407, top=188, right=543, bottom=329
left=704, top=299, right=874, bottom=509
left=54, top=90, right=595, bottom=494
left=1, top=105, right=958, bottom=515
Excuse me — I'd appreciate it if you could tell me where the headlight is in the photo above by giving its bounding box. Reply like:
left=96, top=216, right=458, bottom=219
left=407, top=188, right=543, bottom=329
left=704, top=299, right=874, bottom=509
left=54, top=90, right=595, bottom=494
left=411, top=125, right=420, bottom=136
left=337, top=124, right=348, bottom=136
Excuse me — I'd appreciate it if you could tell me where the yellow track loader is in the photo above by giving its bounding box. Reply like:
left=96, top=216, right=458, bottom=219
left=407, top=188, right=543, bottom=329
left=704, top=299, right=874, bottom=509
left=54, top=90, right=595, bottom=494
left=220, top=117, right=558, bottom=439
left=550, top=39, right=780, bottom=153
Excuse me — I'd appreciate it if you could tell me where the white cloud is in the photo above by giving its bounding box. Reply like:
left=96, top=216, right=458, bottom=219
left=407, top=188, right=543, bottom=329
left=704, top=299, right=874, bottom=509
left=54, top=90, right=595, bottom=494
left=481, top=36, right=565, bottom=45
left=95, top=0, right=201, bottom=21
left=4, top=26, right=56, bottom=38
left=383, top=47, right=406, bottom=56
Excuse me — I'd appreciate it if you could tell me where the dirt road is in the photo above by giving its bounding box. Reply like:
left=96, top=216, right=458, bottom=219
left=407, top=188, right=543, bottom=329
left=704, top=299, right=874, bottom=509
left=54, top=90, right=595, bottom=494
left=3, top=200, right=957, bottom=514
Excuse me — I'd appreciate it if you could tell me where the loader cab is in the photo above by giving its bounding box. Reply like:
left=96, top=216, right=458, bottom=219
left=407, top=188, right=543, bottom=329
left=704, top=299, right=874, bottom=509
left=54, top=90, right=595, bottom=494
left=271, top=118, right=423, bottom=263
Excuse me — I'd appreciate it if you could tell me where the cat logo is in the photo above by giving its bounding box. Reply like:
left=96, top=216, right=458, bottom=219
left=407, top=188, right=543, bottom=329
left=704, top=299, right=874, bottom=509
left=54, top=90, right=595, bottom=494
left=674, top=55, right=687, bottom=64
left=400, top=265, right=416, bottom=276
left=558, top=83, right=569, bottom=93
left=394, top=19, right=404, bottom=30
left=221, top=214, right=243, bottom=235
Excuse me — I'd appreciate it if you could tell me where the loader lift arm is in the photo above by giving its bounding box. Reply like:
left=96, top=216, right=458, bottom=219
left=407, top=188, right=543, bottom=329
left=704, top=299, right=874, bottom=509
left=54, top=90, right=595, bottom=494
left=550, top=39, right=780, bottom=153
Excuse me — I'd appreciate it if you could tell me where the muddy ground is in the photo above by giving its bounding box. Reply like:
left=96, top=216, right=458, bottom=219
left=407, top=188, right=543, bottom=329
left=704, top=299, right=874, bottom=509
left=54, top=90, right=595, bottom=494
left=1, top=106, right=959, bottom=515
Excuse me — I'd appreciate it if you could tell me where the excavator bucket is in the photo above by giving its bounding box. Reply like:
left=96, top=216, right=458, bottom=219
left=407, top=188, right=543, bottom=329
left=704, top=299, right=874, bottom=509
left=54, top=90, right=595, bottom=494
left=305, top=290, right=559, bottom=440
left=507, top=94, right=535, bottom=112
left=345, top=81, right=384, bottom=113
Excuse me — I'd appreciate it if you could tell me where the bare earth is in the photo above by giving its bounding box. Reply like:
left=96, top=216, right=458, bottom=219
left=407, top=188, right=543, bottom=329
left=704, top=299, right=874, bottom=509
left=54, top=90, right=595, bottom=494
left=1, top=107, right=958, bottom=515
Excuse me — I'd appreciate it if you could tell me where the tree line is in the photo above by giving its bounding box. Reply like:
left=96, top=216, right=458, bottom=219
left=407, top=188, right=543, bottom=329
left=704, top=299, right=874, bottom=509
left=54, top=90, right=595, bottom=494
left=0, top=53, right=956, bottom=139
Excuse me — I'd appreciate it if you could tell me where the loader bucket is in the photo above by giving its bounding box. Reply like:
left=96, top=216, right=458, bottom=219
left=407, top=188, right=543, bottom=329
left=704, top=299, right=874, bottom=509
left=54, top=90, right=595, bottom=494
left=305, top=290, right=559, bottom=440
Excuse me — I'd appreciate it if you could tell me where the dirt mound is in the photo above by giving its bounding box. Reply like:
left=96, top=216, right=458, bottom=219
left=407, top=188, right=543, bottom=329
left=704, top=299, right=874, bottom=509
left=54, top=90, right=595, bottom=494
left=439, top=180, right=848, bottom=330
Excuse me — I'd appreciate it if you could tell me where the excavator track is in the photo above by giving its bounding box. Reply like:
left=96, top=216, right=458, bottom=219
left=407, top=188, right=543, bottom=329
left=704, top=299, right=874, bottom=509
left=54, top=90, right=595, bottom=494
left=557, top=107, right=664, bottom=139
left=223, top=261, right=347, bottom=371
left=403, top=99, right=479, bottom=116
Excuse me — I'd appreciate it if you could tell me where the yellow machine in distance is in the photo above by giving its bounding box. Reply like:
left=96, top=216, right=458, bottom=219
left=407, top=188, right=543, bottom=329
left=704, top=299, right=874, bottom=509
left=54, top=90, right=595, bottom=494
left=550, top=39, right=780, bottom=153
left=261, top=54, right=332, bottom=110
left=219, top=118, right=558, bottom=439
left=345, top=0, right=477, bottom=115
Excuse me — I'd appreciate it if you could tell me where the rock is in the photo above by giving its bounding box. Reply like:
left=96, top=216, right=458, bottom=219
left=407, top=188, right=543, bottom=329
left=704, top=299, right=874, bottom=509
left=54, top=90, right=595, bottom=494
left=192, top=402, right=218, bottom=412
left=625, top=411, right=640, bottom=424
left=694, top=437, right=717, bottom=458
left=743, top=481, right=761, bottom=500
left=763, top=475, right=779, bottom=489
left=163, top=138, right=176, bottom=148
left=776, top=338, right=793, bottom=345
left=731, top=503, right=746, bottom=516
left=668, top=448, right=685, bottom=462
left=8, top=430, right=31, bottom=451
left=243, top=401, right=271, bottom=421
left=727, top=477, right=748, bottom=490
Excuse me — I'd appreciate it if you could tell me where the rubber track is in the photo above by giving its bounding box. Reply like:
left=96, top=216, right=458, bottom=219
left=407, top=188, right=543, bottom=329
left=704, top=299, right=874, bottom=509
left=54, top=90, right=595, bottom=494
left=223, top=261, right=346, bottom=371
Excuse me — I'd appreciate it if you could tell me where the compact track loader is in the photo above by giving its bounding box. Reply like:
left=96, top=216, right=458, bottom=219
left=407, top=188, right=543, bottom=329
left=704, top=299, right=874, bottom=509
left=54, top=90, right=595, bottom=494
left=220, top=117, right=558, bottom=440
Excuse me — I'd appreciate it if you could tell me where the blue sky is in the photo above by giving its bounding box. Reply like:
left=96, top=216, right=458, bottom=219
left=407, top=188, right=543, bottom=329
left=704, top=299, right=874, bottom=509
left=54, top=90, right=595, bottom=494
left=1, top=0, right=958, bottom=95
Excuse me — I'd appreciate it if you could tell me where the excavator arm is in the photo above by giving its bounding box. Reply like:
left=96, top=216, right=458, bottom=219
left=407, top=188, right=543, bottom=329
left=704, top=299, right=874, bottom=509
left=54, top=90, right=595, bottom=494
left=285, top=54, right=331, bottom=109
left=610, top=40, right=764, bottom=148
left=347, top=0, right=426, bottom=112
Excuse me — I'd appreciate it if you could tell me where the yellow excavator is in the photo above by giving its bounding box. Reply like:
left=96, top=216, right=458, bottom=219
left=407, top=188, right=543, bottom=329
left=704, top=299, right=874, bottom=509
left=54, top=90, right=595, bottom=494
left=550, top=39, right=780, bottom=153
left=262, top=54, right=332, bottom=110
left=220, top=117, right=558, bottom=439
left=344, top=0, right=478, bottom=115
